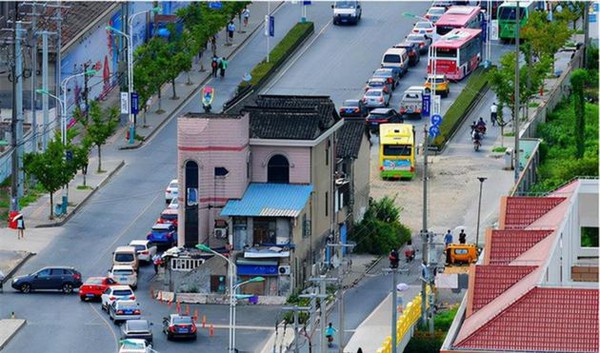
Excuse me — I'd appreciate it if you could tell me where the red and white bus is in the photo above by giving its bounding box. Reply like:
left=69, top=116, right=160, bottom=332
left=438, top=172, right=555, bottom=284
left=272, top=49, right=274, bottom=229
left=428, top=28, right=482, bottom=81
left=435, top=5, right=482, bottom=36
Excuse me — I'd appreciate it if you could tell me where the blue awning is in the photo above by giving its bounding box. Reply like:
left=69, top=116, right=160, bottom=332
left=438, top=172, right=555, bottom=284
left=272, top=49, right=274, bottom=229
left=221, top=183, right=313, bottom=218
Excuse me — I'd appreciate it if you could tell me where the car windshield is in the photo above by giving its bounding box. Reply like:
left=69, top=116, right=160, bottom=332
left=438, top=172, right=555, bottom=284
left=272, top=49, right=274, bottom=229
left=113, top=269, right=134, bottom=276
left=383, top=54, right=401, bottom=63
left=406, top=34, right=425, bottom=42
left=429, top=8, right=445, bottom=15
left=122, top=341, right=145, bottom=349
left=368, top=113, right=390, bottom=120
left=86, top=278, right=102, bottom=285
left=132, top=245, right=146, bottom=252
left=152, top=227, right=171, bottom=233
left=415, top=22, right=431, bottom=28
left=173, top=316, right=193, bottom=324
left=365, top=91, right=381, bottom=97
left=369, top=81, right=384, bottom=87
left=169, top=181, right=178, bottom=189
left=115, top=253, right=134, bottom=262
left=404, top=93, right=420, bottom=99
left=113, top=289, right=133, bottom=296
left=334, top=1, right=356, bottom=9
left=161, top=213, right=178, bottom=221
left=127, top=321, right=149, bottom=331
left=343, top=100, right=358, bottom=107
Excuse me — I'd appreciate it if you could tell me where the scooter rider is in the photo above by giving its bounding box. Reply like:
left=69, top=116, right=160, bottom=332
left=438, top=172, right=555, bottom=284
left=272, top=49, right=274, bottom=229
left=472, top=129, right=482, bottom=149
left=476, top=117, right=487, bottom=134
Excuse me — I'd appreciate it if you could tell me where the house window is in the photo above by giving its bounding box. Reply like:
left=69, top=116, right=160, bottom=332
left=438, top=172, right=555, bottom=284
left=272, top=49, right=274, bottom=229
left=581, top=227, right=599, bottom=247
left=267, top=154, right=289, bottom=183
left=325, top=140, right=330, bottom=166
left=246, top=152, right=252, bottom=179
left=302, top=214, right=310, bottom=238
left=253, top=218, right=277, bottom=244
left=325, top=192, right=328, bottom=217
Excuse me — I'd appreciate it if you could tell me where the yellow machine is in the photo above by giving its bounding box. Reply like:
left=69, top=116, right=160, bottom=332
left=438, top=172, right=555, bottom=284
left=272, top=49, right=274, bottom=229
left=446, top=244, right=478, bottom=265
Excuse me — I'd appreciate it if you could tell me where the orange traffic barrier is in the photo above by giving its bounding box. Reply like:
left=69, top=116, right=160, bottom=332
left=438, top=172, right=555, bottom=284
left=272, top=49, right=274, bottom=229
left=209, top=324, right=214, bottom=337
left=167, top=299, right=173, bottom=308
left=185, top=304, right=190, bottom=316
left=193, top=309, right=199, bottom=322
left=202, top=315, right=207, bottom=328
left=158, top=291, right=162, bottom=302
left=176, top=299, right=181, bottom=314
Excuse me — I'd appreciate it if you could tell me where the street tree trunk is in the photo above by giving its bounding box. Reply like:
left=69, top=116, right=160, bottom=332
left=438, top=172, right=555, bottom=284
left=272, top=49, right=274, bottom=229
left=171, top=79, right=179, bottom=99
left=97, top=144, right=103, bottom=173
left=49, top=191, right=54, bottom=219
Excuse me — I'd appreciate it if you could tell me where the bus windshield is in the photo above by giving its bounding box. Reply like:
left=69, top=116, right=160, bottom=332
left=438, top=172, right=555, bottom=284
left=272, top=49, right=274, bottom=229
left=383, top=145, right=412, bottom=156
left=334, top=1, right=357, bottom=9
left=498, top=7, right=526, bottom=20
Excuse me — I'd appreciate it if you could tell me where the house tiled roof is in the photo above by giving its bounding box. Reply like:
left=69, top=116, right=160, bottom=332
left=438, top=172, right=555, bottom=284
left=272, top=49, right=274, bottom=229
left=503, top=197, right=566, bottom=229
left=220, top=183, right=313, bottom=218
left=336, top=120, right=369, bottom=159
left=254, top=94, right=340, bottom=128
left=456, top=287, right=599, bottom=352
left=470, top=265, right=537, bottom=312
left=246, top=107, right=324, bottom=140
left=488, top=229, right=553, bottom=265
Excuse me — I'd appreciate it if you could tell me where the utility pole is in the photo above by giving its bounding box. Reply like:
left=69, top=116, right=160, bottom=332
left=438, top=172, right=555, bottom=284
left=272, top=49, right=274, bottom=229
left=281, top=305, right=311, bottom=353
left=27, top=2, right=38, bottom=152
left=583, top=2, right=590, bottom=69
left=514, top=1, right=520, bottom=184
left=326, top=242, right=355, bottom=353
left=382, top=267, right=409, bottom=353
left=10, top=2, right=19, bottom=212
left=308, top=276, right=337, bottom=353
left=420, top=124, right=429, bottom=327
left=41, top=30, right=53, bottom=150
left=55, top=1, right=62, bottom=109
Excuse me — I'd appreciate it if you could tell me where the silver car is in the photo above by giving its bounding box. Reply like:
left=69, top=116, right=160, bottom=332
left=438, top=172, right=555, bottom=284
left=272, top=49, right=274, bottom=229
left=362, top=88, right=390, bottom=109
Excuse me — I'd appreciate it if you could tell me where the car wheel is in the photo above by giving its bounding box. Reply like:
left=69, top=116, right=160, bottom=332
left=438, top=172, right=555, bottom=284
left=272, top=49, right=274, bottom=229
left=62, top=283, right=74, bottom=294
left=80, top=296, right=85, bottom=302
left=101, top=302, right=107, bottom=311
left=20, top=283, right=31, bottom=293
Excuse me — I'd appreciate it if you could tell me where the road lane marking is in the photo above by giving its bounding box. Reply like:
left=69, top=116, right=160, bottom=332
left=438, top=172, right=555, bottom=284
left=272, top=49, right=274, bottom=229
left=88, top=302, right=119, bottom=352
left=208, top=324, right=276, bottom=331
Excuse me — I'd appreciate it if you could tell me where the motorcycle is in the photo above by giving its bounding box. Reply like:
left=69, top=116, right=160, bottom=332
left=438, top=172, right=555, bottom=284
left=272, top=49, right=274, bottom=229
left=404, top=248, right=415, bottom=262
left=473, top=138, right=481, bottom=151
left=202, top=86, right=215, bottom=113
left=475, top=124, right=486, bottom=136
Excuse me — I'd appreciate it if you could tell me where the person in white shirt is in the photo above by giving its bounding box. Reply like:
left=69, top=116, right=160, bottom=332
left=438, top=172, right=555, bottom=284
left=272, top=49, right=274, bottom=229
left=490, top=102, right=498, bottom=126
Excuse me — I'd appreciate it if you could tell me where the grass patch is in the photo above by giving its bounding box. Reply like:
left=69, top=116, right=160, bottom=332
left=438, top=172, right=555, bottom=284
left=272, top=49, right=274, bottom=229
left=239, top=22, right=314, bottom=89
left=492, top=146, right=508, bottom=153
left=529, top=102, right=540, bottom=108
left=503, top=132, right=515, bottom=137
left=432, top=67, right=490, bottom=150
left=76, top=185, right=93, bottom=190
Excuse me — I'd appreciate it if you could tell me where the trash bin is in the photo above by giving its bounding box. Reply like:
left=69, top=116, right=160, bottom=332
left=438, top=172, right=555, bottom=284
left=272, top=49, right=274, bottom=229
left=504, top=148, right=514, bottom=170
left=248, top=295, right=258, bottom=305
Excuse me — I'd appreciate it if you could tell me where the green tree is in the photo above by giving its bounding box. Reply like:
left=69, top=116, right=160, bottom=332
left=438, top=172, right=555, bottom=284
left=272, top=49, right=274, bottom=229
left=134, top=37, right=166, bottom=123
left=554, top=2, right=585, bottom=31
left=23, top=135, right=81, bottom=218
left=82, top=101, right=118, bottom=172
left=570, top=69, right=590, bottom=159
left=521, top=10, right=572, bottom=72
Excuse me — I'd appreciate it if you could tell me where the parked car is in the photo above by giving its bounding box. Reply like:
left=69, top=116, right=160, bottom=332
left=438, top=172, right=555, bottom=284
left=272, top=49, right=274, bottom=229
left=109, top=299, right=141, bottom=324
left=405, top=33, right=433, bottom=54
left=425, top=6, right=446, bottom=23
left=108, top=265, right=138, bottom=290
left=121, top=319, right=154, bottom=344
left=392, top=42, right=420, bottom=66
left=380, top=48, right=409, bottom=77
left=366, top=108, right=403, bottom=133
left=113, top=246, right=139, bottom=272
left=399, top=86, right=426, bottom=119
left=364, top=77, right=392, bottom=95
left=157, top=208, right=178, bottom=228
left=371, top=68, right=400, bottom=90
left=146, top=223, right=177, bottom=247
left=412, top=21, right=435, bottom=35
left=11, top=266, right=82, bottom=294
left=167, top=197, right=178, bottom=210
left=79, top=276, right=119, bottom=301
left=101, top=285, right=136, bottom=311
left=163, top=314, right=197, bottom=340
left=432, top=1, right=453, bottom=9
left=339, top=99, right=368, bottom=118
left=362, top=88, right=390, bottom=109
left=129, top=240, right=157, bottom=263
left=164, top=179, right=178, bottom=204
left=118, top=338, right=153, bottom=353
left=331, top=0, right=362, bottom=25
left=424, top=74, right=450, bottom=98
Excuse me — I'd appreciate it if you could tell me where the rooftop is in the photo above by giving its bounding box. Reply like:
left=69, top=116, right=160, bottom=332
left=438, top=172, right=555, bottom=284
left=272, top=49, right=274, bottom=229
left=336, top=120, right=369, bottom=159
left=220, top=183, right=313, bottom=218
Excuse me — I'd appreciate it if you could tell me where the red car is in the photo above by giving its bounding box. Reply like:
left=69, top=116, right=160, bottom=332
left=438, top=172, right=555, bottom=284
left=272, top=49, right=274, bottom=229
left=157, top=208, right=178, bottom=228
left=79, top=277, right=119, bottom=301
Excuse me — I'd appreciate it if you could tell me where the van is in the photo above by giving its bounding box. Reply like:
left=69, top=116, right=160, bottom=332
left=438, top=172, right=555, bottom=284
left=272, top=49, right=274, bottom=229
left=399, top=86, right=425, bottom=119
left=113, top=246, right=139, bottom=272
left=332, top=1, right=362, bottom=25
left=381, top=48, right=409, bottom=76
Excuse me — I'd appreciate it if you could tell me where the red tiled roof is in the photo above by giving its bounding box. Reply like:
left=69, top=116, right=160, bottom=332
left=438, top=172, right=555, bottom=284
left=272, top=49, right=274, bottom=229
left=456, top=287, right=599, bottom=352
left=489, top=229, right=554, bottom=265
left=470, top=265, right=537, bottom=312
left=503, top=197, right=566, bottom=229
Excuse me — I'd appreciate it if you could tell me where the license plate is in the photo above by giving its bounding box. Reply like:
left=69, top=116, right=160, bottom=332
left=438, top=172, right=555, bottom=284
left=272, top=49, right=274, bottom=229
left=372, top=122, right=379, bottom=125
left=345, top=109, right=354, bottom=113
left=124, top=310, right=133, bottom=314
left=179, top=328, right=188, bottom=333
left=119, top=277, right=128, bottom=282
left=86, top=294, right=94, bottom=297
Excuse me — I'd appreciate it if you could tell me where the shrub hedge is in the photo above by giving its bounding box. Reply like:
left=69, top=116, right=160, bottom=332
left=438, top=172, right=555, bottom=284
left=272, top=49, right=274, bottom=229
left=431, top=67, right=490, bottom=150
left=238, top=22, right=314, bottom=90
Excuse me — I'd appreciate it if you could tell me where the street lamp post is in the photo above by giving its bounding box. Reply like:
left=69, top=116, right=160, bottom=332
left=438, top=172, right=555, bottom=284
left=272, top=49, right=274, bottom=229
left=196, top=244, right=237, bottom=353
left=36, top=69, right=96, bottom=215
left=475, top=177, right=487, bottom=250
left=232, top=276, right=265, bottom=352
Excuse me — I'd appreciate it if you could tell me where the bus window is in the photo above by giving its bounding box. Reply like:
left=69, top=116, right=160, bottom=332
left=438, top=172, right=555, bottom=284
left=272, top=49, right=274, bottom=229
left=498, top=7, right=525, bottom=20
left=435, top=47, right=457, bottom=58
left=383, top=145, right=412, bottom=156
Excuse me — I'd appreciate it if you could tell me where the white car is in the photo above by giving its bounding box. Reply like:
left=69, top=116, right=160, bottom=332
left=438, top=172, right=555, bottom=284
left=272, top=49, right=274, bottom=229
left=118, top=338, right=153, bottom=353
left=109, top=299, right=141, bottom=324
left=165, top=179, right=178, bottom=203
left=108, top=265, right=138, bottom=290
left=168, top=197, right=178, bottom=210
left=101, top=285, right=136, bottom=311
left=129, top=240, right=157, bottom=263
left=412, top=21, right=435, bottom=35
left=425, top=6, right=446, bottom=23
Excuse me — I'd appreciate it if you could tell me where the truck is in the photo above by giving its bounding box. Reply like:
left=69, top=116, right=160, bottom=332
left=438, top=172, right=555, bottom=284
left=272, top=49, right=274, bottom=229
left=398, top=86, right=425, bottom=119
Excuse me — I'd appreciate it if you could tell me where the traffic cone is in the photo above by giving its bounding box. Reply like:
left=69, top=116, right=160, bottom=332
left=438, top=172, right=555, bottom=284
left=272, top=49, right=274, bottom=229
left=193, top=309, right=199, bottom=322
left=209, top=324, right=214, bottom=337
left=176, top=299, right=181, bottom=314
left=202, top=315, right=207, bottom=328
left=185, top=304, right=190, bottom=316
left=167, top=298, right=173, bottom=308
left=158, top=291, right=163, bottom=302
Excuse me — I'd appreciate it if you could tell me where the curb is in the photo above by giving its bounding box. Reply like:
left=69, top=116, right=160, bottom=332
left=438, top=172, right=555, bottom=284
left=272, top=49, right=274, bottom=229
left=0, top=319, right=26, bottom=351
left=35, top=160, right=126, bottom=228
left=348, top=256, right=383, bottom=289
left=117, top=1, right=286, bottom=151
left=2, top=252, right=35, bottom=283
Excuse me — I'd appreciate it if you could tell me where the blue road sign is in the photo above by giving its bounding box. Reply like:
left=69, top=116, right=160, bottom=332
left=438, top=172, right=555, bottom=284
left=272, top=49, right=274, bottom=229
left=209, top=1, right=222, bottom=9
left=303, top=0, right=312, bottom=4
left=593, top=3, right=599, bottom=12
left=429, top=126, right=440, bottom=138
left=591, top=13, right=597, bottom=23
left=431, top=114, right=442, bottom=127
left=131, top=92, right=139, bottom=115
left=422, top=93, right=431, bottom=118
left=269, top=16, right=275, bottom=37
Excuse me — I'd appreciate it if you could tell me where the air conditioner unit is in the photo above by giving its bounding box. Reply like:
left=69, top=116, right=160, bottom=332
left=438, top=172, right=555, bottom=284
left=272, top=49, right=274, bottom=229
left=214, top=227, right=228, bottom=239
left=278, top=265, right=291, bottom=275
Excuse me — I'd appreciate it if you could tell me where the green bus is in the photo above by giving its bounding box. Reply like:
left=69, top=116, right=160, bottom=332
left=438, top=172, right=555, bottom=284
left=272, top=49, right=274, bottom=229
left=497, top=1, right=536, bottom=41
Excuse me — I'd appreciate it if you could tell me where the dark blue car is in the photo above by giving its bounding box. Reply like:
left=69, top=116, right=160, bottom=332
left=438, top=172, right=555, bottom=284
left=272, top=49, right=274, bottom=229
left=147, top=223, right=177, bottom=247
